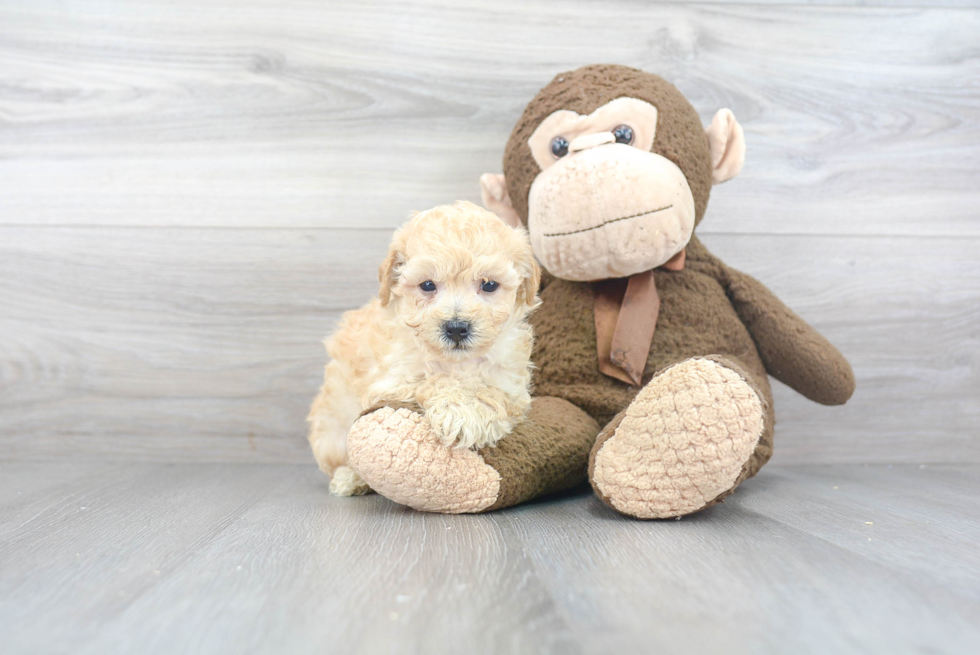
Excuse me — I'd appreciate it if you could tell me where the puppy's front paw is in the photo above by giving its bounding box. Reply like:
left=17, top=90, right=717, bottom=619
left=424, top=400, right=511, bottom=450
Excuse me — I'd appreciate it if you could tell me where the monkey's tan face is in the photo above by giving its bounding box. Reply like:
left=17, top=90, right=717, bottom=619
left=525, top=98, right=695, bottom=281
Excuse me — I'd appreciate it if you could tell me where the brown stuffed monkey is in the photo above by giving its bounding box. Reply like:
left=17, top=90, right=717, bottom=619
left=346, top=64, right=855, bottom=519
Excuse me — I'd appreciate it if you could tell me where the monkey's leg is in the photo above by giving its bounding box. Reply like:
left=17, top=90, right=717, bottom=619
left=346, top=398, right=598, bottom=513
left=589, top=356, right=774, bottom=519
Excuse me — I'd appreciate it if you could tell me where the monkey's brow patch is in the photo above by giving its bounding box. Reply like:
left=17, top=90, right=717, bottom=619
left=543, top=205, right=673, bottom=237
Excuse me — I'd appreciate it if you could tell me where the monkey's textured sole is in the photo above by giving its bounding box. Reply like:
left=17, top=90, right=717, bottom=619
left=347, top=406, right=500, bottom=513
left=591, top=358, right=764, bottom=519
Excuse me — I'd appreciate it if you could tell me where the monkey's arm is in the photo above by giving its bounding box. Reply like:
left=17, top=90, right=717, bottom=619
left=722, top=266, right=855, bottom=406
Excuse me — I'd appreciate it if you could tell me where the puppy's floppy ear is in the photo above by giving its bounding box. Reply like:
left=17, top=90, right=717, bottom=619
left=378, top=240, right=404, bottom=307
left=516, top=243, right=542, bottom=308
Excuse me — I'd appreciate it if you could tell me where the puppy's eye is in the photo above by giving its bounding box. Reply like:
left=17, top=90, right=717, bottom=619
left=481, top=280, right=499, bottom=293
left=612, top=125, right=634, bottom=145
left=419, top=280, right=437, bottom=292
left=550, top=136, right=569, bottom=158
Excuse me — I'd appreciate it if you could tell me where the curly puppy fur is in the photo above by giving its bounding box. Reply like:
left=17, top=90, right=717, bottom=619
left=307, top=201, right=541, bottom=496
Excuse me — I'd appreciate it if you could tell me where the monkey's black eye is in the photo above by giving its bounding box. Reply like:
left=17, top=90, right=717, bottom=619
left=419, top=280, right=436, bottom=292
left=613, top=125, right=634, bottom=145
left=481, top=280, right=499, bottom=293
left=550, top=136, right=569, bottom=158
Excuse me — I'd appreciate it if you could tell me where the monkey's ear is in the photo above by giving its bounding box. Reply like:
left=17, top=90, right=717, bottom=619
left=378, top=242, right=403, bottom=307
left=480, top=173, right=523, bottom=228
left=705, top=109, right=746, bottom=185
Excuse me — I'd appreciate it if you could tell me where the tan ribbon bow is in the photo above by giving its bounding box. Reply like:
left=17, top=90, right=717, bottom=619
left=593, top=249, right=686, bottom=386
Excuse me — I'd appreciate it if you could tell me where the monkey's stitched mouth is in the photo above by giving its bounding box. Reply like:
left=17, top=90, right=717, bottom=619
left=543, top=204, right=673, bottom=237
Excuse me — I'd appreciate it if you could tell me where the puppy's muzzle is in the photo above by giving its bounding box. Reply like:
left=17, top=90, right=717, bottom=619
left=442, top=319, right=472, bottom=347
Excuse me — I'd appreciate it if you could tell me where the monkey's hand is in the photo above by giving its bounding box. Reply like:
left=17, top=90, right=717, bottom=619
left=724, top=265, right=855, bottom=406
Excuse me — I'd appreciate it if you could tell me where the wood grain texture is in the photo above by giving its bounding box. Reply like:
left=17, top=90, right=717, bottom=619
left=1, top=0, right=977, bottom=464
left=1, top=227, right=977, bottom=464
left=739, top=465, right=980, bottom=598
left=506, top=464, right=980, bottom=655
left=0, top=227, right=388, bottom=462
left=1, top=462, right=978, bottom=654
left=0, top=462, right=292, bottom=654
left=0, top=1, right=977, bottom=235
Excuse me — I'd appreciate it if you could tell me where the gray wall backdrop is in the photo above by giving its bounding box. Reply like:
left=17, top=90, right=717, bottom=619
left=1, top=0, right=978, bottom=465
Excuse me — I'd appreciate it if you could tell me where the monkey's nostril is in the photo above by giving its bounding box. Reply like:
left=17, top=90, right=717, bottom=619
left=443, top=320, right=471, bottom=345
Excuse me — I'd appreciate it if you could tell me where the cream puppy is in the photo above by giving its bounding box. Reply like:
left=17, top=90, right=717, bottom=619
left=307, top=201, right=541, bottom=496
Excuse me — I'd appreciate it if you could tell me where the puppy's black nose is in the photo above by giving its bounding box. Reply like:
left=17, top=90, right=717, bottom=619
left=443, top=319, right=471, bottom=345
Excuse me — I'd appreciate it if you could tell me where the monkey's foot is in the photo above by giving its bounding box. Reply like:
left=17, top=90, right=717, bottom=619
left=589, top=357, right=765, bottom=519
left=348, top=397, right=598, bottom=514
left=347, top=406, right=501, bottom=513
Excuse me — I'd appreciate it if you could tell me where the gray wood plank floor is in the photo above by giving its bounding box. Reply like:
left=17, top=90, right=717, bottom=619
left=2, top=461, right=978, bottom=655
